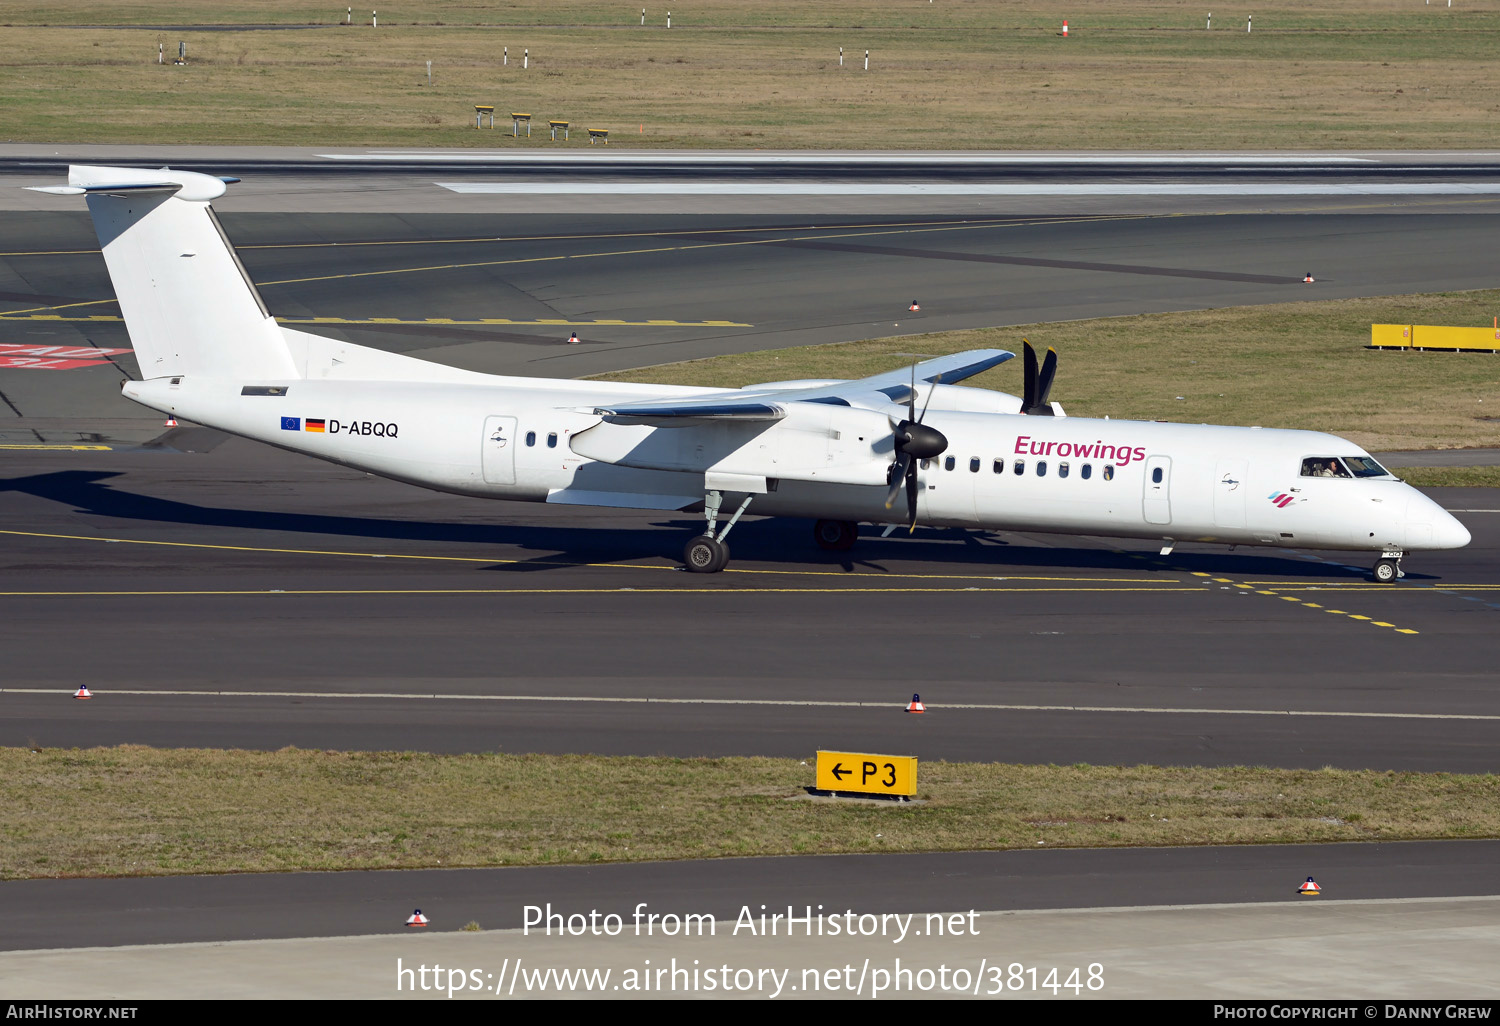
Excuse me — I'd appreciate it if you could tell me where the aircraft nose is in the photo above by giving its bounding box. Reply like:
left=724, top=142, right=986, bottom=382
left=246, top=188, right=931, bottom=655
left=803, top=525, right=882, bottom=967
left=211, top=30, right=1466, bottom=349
left=1435, top=509, right=1472, bottom=550
left=1406, top=492, right=1471, bottom=550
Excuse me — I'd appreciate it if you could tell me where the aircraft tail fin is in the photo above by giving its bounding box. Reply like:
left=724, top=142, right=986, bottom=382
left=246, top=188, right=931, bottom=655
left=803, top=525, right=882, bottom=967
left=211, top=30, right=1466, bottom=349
left=31, top=165, right=298, bottom=381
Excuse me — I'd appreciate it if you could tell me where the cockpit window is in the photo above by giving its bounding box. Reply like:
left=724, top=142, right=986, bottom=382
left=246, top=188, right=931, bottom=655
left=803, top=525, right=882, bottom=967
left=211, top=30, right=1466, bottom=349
left=1300, top=456, right=1351, bottom=479
left=1342, top=456, right=1391, bottom=478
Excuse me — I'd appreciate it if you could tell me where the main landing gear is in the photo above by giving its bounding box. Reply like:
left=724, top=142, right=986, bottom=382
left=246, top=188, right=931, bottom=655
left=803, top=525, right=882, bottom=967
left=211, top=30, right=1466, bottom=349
left=813, top=519, right=858, bottom=552
left=1373, top=549, right=1405, bottom=583
left=682, top=488, right=755, bottom=574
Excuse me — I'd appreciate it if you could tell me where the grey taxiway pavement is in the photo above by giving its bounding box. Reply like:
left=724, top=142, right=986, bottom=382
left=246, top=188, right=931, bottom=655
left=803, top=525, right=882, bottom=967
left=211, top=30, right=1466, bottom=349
left=2, top=440, right=1498, bottom=771
left=3, top=152, right=1499, bottom=990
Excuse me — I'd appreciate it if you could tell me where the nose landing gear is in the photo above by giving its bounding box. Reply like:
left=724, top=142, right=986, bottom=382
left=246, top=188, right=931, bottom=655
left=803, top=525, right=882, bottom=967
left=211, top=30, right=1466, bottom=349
left=1373, top=550, right=1405, bottom=583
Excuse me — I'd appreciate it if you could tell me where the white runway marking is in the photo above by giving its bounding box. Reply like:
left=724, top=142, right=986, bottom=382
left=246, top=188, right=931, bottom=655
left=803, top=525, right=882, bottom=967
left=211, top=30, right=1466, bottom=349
left=437, top=181, right=1500, bottom=196
left=324, top=152, right=1380, bottom=164
left=6, top=688, right=1498, bottom=721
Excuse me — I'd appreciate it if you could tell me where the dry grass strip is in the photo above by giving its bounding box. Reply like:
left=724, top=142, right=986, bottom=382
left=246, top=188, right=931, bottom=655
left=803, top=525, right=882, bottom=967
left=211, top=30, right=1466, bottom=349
left=3, top=746, right=1497, bottom=880
left=1, top=1, right=1498, bottom=148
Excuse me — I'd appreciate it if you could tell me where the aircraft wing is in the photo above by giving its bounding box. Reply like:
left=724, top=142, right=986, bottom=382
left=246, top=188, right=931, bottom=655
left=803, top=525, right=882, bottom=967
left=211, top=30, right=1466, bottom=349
left=593, top=348, right=1014, bottom=423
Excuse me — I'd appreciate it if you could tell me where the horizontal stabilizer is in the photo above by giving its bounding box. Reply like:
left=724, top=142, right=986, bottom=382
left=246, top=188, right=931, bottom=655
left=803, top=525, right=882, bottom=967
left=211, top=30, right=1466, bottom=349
left=29, top=182, right=184, bottom=196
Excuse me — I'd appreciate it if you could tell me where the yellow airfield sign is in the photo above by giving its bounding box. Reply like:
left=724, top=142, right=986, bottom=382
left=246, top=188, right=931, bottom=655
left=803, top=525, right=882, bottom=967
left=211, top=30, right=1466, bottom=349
left=815, top=751, right=917, bottom=797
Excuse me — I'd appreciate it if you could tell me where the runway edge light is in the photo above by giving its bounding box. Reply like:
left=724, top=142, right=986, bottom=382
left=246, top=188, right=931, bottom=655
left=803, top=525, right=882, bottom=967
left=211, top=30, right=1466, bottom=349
left=74, top=685, right=92, bottom=700
left=407, top=909, right=430, bottom=927
left=1298, top=877, right=1321, bottom=895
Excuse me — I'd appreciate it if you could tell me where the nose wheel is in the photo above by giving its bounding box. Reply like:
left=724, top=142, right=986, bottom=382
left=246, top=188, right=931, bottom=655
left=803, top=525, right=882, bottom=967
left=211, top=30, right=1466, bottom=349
left=1373, top=552, right=1404, bottom=583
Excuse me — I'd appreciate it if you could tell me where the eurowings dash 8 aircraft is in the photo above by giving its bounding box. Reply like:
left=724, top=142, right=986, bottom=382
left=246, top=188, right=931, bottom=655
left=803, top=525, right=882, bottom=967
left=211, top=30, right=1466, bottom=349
left=33, top=165, right=1470, bottom=580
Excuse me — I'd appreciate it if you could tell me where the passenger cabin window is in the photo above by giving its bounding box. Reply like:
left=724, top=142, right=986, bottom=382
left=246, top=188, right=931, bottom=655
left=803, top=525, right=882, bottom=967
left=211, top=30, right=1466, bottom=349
left=1059, top=462, right=1070, bottom=479
left=525, top=430, right=536, bottom=446
left=1343, top=456, right=1392, bottom=479
left=547, top=432, right=558, bottom=449
left=1013, top=460, right=1025, bottom=476
left=1151, top=467, right=1163, bottom=484
left=1103, top=465, right=1114, bottom=481
left=993, top=459, right=1005, bottom=475
left=1081, top=464, right=1091, bottom=480
left=1301, top=456, right=1350, bottom=478
left=944, top=455, right=956, bottom=471
left=1036, top=460, right=1047, bottom=477
left=969, top=457, right=980, bottom=473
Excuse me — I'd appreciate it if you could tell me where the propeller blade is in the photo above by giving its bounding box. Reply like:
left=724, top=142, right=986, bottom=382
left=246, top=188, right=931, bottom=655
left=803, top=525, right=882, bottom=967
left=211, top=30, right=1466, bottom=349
left=884, top=452, right=911, bottom=510
left=1022, top=340, right=1039, bottom=410
left=1022, top=339, right=1058, bottom=416
left=906, top=455, right=920, bottom=530
left=917, top=371, right=941, bottom=424
left=1035, top=346, right=1058, bottom=411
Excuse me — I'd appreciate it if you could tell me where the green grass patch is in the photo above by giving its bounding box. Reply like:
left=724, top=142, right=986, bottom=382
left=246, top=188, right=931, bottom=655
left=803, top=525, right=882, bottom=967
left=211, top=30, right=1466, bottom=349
left=1395, top=466, right=1500, bottom=487
left=1, top=1, right=1498, bottom=148
left=3, top=745, right=1498, bottom=880
left=592, top=288, right=1500, bottom=453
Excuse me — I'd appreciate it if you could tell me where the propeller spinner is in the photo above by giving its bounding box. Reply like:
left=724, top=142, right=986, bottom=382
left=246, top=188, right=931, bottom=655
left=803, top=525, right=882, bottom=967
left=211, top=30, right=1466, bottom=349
left=883, top=367, right=949, bottom=529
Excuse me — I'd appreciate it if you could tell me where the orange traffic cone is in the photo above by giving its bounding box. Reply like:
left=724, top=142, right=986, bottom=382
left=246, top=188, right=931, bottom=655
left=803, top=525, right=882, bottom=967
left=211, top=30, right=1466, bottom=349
left=406, top=909, right=429, bottom=927
left=1062, top=20, right=1069, bottom=37
left=567, top=332, right=580, bottom=344
left=74, top=684, right=93, bottom=700
left=908, top=300, right=921, bottom=312
left=1303, top=273, right=1315, bottom=284
left=164, top=416, right=178, bottom=427
left=1298, top=876, right=1321, bottom=895
left=906, top=692, right=926, bottom=714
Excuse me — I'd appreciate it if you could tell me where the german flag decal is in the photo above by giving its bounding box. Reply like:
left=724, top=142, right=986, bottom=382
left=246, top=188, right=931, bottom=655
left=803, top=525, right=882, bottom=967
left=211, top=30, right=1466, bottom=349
left=305, top=418, right=326, bottom=432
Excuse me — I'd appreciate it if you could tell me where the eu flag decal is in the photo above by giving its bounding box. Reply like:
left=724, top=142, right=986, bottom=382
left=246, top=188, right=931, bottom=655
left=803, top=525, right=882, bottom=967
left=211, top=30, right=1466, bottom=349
left=281, top=416, right=301, bottom=431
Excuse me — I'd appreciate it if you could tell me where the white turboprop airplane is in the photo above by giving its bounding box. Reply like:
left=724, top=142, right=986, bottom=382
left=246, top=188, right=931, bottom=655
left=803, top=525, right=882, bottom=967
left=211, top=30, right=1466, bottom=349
left=32, top=165, right=1470, bottom=580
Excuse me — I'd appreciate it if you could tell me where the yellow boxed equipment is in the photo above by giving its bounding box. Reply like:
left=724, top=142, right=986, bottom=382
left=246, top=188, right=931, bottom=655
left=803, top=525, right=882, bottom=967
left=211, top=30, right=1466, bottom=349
left=1369, top=324, right=1412, bottom=349
left=1411, top=325, right=1500, bottom=351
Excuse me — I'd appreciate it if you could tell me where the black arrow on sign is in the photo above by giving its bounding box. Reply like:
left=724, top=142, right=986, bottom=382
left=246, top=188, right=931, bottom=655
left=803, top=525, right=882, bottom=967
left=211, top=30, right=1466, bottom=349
left=831, top=763, right=851, bottom=781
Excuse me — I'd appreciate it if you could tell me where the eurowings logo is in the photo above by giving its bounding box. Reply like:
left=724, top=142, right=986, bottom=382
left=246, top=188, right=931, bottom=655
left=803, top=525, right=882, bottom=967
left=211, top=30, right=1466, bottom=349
left=1268, top=491, right=1297, bottom=508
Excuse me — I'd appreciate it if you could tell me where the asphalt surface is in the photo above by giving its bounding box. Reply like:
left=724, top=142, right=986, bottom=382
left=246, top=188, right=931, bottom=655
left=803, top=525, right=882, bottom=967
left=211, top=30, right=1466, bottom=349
left=2, top=439, right=1496, bottom=772
left=4, top=148, right=1500, bottom=184
left=5, top=207, right=1500, bottom=435
left=3, top=153, right=1499, bottom=967
left=5, top=841, right=1497, bottom=952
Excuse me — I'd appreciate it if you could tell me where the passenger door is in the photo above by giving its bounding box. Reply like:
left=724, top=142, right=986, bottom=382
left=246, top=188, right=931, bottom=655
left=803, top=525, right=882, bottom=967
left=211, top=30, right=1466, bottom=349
left=1142, top=455, right=1172, bottom=525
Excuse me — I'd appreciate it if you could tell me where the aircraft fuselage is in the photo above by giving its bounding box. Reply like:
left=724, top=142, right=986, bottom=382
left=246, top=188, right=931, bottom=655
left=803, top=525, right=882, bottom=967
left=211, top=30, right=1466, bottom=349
left=125, top=375, right=1468, bottom=555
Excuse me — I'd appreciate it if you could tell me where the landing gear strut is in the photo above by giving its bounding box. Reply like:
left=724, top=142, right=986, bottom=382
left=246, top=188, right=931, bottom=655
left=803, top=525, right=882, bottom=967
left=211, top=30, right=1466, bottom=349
left=1373, top=549, right=1405, bottom=583
left=813, top=519, right=858, bottom=552
left=682, top=488, right=754, bottom=573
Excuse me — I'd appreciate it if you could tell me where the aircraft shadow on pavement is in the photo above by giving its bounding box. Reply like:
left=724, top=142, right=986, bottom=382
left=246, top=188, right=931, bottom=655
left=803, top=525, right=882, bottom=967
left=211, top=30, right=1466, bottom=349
left=1, top=469, right=1385, bottom=580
